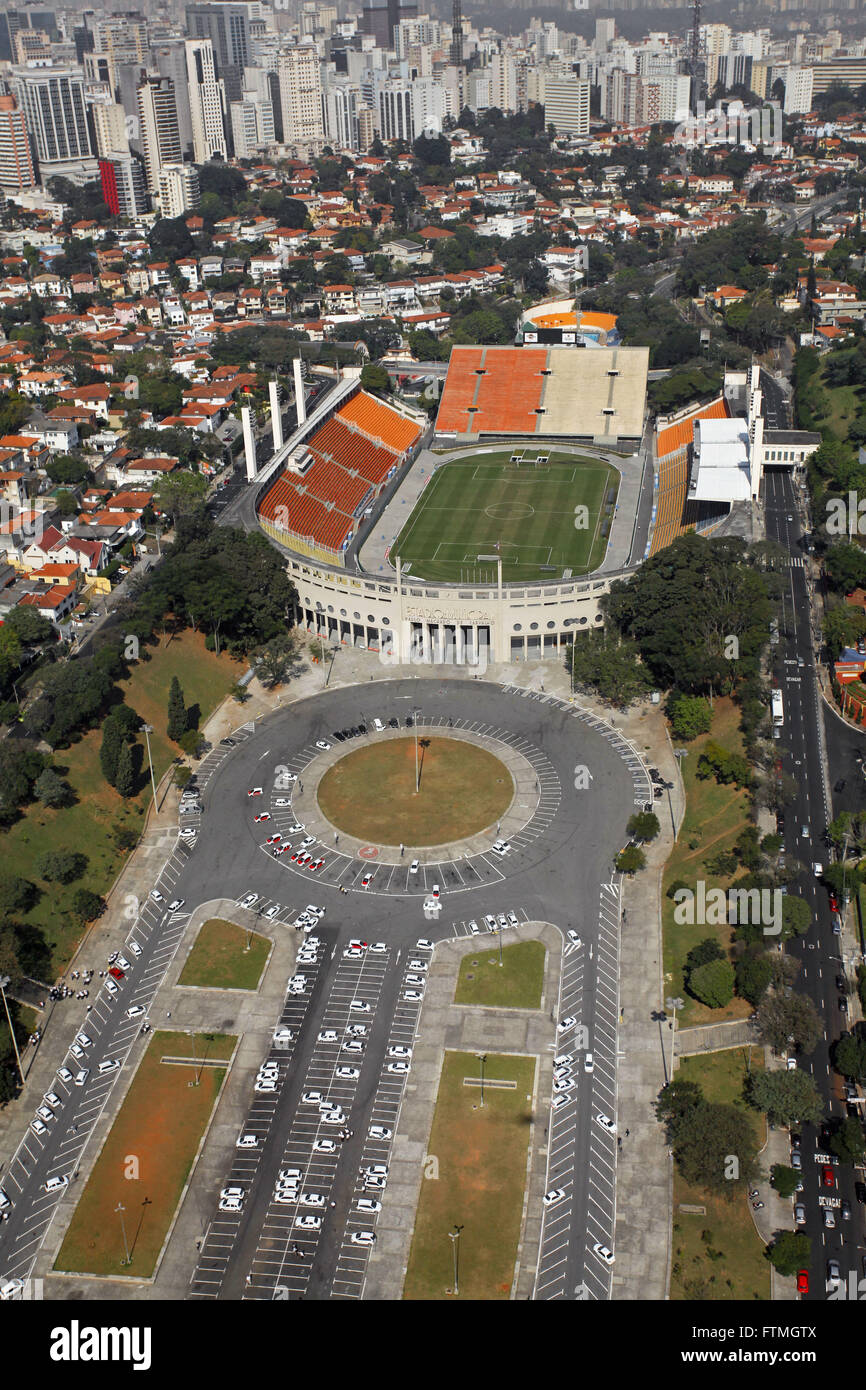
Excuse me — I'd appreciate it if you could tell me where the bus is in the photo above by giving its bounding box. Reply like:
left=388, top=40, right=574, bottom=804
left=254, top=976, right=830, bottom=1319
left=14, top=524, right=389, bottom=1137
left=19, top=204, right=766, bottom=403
left=771, top=688, right=784, bottom=728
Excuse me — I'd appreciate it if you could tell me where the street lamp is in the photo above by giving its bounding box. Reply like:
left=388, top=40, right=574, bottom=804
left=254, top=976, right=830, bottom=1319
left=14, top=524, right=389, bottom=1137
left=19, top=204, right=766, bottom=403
left=411, top=706, right=421, bottom=793
left=141, top=724, right=158, bottom=807
left=448, top=1224, right=464, bottom=1296
left=477, top=1054, right=487, bottom=1107
left=665, top=996, right=684, bottom=1080
left=0, top=975, right=25, bottom=1087
left=187, top=1028, right=200, bottom=1087
left=115, top=1201, right=131, bottom=1266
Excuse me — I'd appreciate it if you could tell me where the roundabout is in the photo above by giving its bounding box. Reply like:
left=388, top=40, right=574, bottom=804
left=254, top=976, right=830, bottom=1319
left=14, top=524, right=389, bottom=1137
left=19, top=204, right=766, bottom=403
left=316, top=736, right=513, bottom=846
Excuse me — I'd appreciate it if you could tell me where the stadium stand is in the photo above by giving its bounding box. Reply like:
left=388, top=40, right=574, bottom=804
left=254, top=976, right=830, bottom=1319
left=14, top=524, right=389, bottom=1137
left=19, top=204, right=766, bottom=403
left=436, top=344, right=648, bottom=443
left=650, top=396, right=729, bottom=556
left=257, top=387, right=423, bottom=565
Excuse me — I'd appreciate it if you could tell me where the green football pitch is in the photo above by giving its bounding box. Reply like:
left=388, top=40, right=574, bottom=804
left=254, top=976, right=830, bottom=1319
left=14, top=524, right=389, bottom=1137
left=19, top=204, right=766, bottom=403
left=393, top=451, right=619, bottom=584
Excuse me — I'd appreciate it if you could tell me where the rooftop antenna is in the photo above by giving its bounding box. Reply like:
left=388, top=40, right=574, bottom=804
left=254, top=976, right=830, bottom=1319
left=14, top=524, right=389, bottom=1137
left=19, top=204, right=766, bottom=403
left=450, top=0, right=463, bottom=67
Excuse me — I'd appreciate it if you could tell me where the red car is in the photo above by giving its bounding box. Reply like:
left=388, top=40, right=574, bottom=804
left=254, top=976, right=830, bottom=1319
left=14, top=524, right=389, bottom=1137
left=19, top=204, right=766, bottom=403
left=828, top=894, right=839, bottom=913
left=822, top=1166, right=835, bottom=1188
left=796, top=1269, right=809, bottom=1295
left=109, top=966, right=125, bottom=981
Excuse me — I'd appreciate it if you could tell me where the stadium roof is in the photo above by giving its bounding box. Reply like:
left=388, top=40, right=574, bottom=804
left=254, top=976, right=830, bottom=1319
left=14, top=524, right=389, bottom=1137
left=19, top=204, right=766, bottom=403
left=691, top=417, right=751, bottom=502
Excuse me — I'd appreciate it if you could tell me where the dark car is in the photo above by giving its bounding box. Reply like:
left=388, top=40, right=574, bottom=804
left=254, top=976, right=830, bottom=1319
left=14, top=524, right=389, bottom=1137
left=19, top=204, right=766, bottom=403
left=836, top=975, right=846, bottom=992
left=834, top=779, right=846, bottom=793
left=357, top=724, right=367, bottom=734
left=388, top=718, right=398, bottom=728
left=333, top=731, right=345, bottom=742
left=855, top=1181, right=866, bottom=1205
left=405, top=716, right=414, bottom=727
left=839, top=997, right=848, bottom=1015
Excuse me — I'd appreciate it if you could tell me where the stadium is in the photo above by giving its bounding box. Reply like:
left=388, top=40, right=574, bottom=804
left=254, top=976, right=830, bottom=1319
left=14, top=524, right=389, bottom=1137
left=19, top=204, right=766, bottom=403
left=254, top=341, right=656, bottom=662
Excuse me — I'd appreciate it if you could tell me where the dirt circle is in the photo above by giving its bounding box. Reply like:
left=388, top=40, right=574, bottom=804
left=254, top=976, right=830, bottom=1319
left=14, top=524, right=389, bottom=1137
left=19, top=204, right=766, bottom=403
left=316, top=737, right=514, bottom=846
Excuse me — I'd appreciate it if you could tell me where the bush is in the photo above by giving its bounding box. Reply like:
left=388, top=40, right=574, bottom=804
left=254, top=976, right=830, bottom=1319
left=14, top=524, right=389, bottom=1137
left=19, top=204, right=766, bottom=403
left=688, top=958, right=735, bottom=1008
left=70, top=889, right=103, bottom=924
left=616, top=845, right=646, bottom=874
left=38, top=851, right=87, bottom=884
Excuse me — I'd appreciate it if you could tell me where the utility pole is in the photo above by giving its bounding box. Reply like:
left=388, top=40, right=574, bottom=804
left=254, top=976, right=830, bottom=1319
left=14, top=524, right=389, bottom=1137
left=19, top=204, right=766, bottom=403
left=141, top=724, right=158, bottom=807
left=0, top=975, right=25, bottom=1087
left=448, top=1223, right=464, bottom=1295
left=116, top=1201, right=131, bottom=1266
left=477, top=1053, right=487, bottom=1107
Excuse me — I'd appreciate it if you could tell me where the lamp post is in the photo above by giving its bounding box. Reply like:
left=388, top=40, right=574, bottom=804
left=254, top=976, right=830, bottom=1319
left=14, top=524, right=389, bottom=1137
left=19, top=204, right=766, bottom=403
left=477, top=1053, right=487, bottom=1107
left=0, top=975, right=25, bottom=1087
left=116, top=1201, right=131, bottom=1266
left=665, top=995, right=684, bottom=1080
left=187, top=1028, right=200, bottom=1087
left=412, top=707, right=421, bottom=793
left=448, top=1223, right=464, bottom=1296
left=141, top=724, right=158, bottom=807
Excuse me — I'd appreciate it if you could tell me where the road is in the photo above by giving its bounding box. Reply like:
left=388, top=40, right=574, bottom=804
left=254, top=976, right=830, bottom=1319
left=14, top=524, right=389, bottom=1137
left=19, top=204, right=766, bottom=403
left=764, top=468, right=865, bottom=1301
left=0, top=678, right=649, bottom=1301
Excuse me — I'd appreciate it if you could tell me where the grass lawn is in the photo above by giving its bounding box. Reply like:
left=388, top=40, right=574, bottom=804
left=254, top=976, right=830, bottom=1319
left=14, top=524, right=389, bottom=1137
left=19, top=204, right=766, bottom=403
left=816, top=371, right=862, bottom=441
left=395, top=452, right=618, bottom=583
left=662, top=698, right=755, bottom=1028
left=403, top=1051, right=536, bottom=1300
left=670, top=1047, right=769, bottom=1301
left=178, top=919, right=270, bottom=990
left=454, top=941, right=546, bottom=1009
left=317, top=737, right=513, bottom=846
left=54, top=1030, right=235, bottom=1279
left=5, top=631, right=242, bottom=978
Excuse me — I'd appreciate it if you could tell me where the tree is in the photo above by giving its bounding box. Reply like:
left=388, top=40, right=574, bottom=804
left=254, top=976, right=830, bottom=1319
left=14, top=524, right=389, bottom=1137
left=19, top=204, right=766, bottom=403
left=627, top=811, right=660, bottom=841
left=112, top=824, right=140, bottom=852
left=4, top=606, right=54, bottom=645
left=70, top=888, right=103, bottom=924
left=767, top=1231, right=812, bottom=1277
left=770, top=1165, right=802, bottom=1199
left=675, top=1100, right=759, bottom=1190
left=114, top=740, right=135, bottom=799
left=178, top=728, right=205, bottom=758
left=735, top=949, right=773, bottom=1005
left=689, top=958, right=735, bottom=1008
left=167, top=676, right=187, bottom=742
left=829, top=1115, right=866, bottom=1165
left=0, top=875, right=37, bottom=920
left=833, top=1032, right=866, bottom=1080
left=668, top=694, right=712, bottom=741
left=32, top=768, right=72, bottom=808
left=256, top=634, right=298, bottom=688
left=413, top=132, right=450, bottom=167
left=360, top=363, right=391, bottom=393
left=755, top=991, right=823, bottom=1054
left=37, top=851, right=87, bottom=884
left=153, top=471, right=208, bottom=522
left=749, top=1068, right=824, bottom=1127
left=616, top=845, right=646, bottom=874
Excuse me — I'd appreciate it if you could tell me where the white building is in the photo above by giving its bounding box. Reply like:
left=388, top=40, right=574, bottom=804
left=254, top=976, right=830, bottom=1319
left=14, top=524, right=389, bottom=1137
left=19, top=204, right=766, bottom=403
left=544, top=77, right=590, bottom=136
left=278, top=42, right=324, bottom=150
left=230, top=93, right=274, bottom=156
left=784, top=66, right=814, bottom=115
left=137, top=76, right=182, bottom=192
left=158, top=163, right=200, bottom=219
left=12, top=66, right=96, bottom=182
left=186, top=38, right=227, bottom=163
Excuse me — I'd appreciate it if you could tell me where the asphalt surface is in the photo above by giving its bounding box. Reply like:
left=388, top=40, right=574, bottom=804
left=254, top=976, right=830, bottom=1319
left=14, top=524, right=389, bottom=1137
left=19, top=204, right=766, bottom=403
left=764, top=468, right=865, bottom=1301
left=0, top=677, right=649, bottom=1300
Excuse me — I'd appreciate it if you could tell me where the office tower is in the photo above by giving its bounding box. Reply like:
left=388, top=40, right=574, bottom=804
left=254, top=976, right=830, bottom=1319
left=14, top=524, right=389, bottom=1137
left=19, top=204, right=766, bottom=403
left=278, top=43, right=324, bottom=149
left=137, top=76, right=182, bottom=191
left=155, top=42, right=195, bottom=161
left=14, top=29, right=52, bottom=63
left=84, top=49, right=116, bottom=89
left=594, top=18, right=615, bottom=54
left=784, top=66, right=813, bottom=115
left=230, top=93, right=274, bottom=155
left=185, top=2, right=255, bottom=103
left=655, top=73, right=691, bottom=122
left=322, top=78, right=359, bottom=150
left=91, top=12, right=149, bottom=65
left=186, top=38, right=227, bottom=162
left=92, top=100, right=130, bottom=158
left=0, top=8, right=57, bottom=63
left=357, top=104, right=374, bottom=150
left=0, top=94, right=37, bottom=192
left=543, top=77, right=590, bottom=136
left=158, top=162, right=200, bottom=218
left=361, top=0, right=418, bottom=50
left=98, top=152, right=147, bottom=215
left=12, top=66, right=94, bottom=180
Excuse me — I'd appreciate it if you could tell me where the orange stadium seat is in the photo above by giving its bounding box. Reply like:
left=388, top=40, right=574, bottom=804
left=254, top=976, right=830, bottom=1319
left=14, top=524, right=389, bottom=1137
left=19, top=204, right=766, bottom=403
left=338, top=391, right=421, bottom=454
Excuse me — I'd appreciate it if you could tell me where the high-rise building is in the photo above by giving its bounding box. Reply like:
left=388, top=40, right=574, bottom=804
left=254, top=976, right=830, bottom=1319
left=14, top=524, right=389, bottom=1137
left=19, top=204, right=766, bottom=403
left=92, top=100, right=130, bottom=158
left=655, top=73, right=691, bottom=122
left=783, top=65, right=813, bottom=115
left=91, top=12, right=149, bottom=66
left=154, top=42, right=195, bottom=161
left=277, top=42, right=323, bottom=150
left=230, top=93, right=274, bottom=156
left=137, top=76, right=182, bottom=191
left=594, top=18, right=615, bottom=54
left=98, top=152, right=147, bottom=216
left=361, top=0, right=418, bottom=50
left=12, top=66, right=94, bottom=180
left=158, top=162, right=200, bottom=218
left=0, top=93, right=37, bottom=193
left=186, top=37, right=227, bottom=162
left=185, top=2, right=257, bottom=103
left=544, top=77, right=590, bottom=136
left=14, top=29, right=52, bottom=64
left=0, top=9, right=57, bottom=64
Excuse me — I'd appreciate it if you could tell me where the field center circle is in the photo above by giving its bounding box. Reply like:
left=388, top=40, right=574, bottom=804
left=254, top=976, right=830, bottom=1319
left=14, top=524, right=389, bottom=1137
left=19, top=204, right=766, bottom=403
left=316, top=737, right=513, bottom=847
left=485, top=501, right=533, bottom=521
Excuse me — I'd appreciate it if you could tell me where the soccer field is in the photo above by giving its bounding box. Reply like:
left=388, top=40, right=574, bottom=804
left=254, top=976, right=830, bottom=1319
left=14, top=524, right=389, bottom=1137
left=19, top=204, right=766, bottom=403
left=394, top=450, right=619, bottom=583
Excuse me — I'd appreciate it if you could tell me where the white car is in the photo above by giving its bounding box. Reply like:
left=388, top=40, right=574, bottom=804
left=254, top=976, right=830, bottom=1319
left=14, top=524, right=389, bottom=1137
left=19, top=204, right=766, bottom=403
left=407, top=959, right=428, bottom=972
left=491, top=842, right=510, bottom=857
left=558, top=1016, right=577, bottom=1033
left=305, top=906, right=325, bottom=918
left=786, top=1056, right=797, bottom=1071
left=321, top=1109, right=346, bottom=1125
left=300, top=1193, right=326, bottom=1208
left=0, top=1279, right=24, bottom=1301
left=97, top=1059, right=119, bottom=1075
left=369, top=942, right=387, bottom=953
left=349, top=1000, right=371, bottom=1013
left=554, top=1054, right=572, bottom=1068
left=218, top=1196, right=243, bottom=1213
left=254, top=1078, right=278, bottom=1094
left=343, top=1040, right=365, bottom=1054
left=179, top=827, right=196, bottom=839
left=273, top=1189, right=300, bottom=1205
left=237, top=1134, right=259, bottom=1149
left=484, top=915, right=497, bottom=932
left=410, top=859, right=419, bottom=874
left=596, top=1113, right=617, bottom=1135
left=317, top=1030, right=339, bottom=1044
left=105, top=978, right=118, bottom=996
left=168, top=899, right=185, bottom=912
left=264, top=905, right=281, bottom=921
left=361, top=873, right=373, bottom=888
left=388, top=1045, right=412, bottom=1059
left=274, top=797, right=292, bottom=807
left=295, top=1214, right=321, bottom=1230
left=369, top=1125, right=392, bottom=1140
left=498, top=914, right=508, bottom=930
left=273, top=1025, right=294, bottom=1045
left=315, top=740, right=331, bottom=751
left=583, top=1053, right=594, bottom=1075
left=350, top=1230, right=376, bottom=1245
left=469, top=920, right=482, bottom=935
left=551, top=1093, right=571, bottom=1110
left=387, top=1061, right=410, bottom=1074
left=507, top=912, right=519, bottom=929
left=57, top=1067, right=74, bottom=1084
left=357, top=1198, right=382, bottom=1214
left=116, top=955, right=130, bottom=971
left=404, top=990, right=423, bottom=1002
left=30, top=1118, right=48, bottom=1135
left=313, top=1138, right=337, bottom=1154
left=415, top=939, right=433, bottom=951
left=69, top=1044, right=85, bottom=1060
left=240, top=893, right=258, bottom=908
left=150, top=889, right=164, bottom=904
left=567, top=931, right=581, bottom=947
left=128, top=941, right=142, bottom=958
left=553, top=1078, right=574, bottom=1093
left=593, top=1243, right=615, bottom=1266
left=406, top=974, right=426, bottom=987
left=543, top=1188, right=566, bottom=1208
left=302, top=1091, right=325, bottom=1106
left=43, top=1092, right=62, bottom=1110
left=336, top=1066, right=360, bottom=1079
left=126, top=1005, right=145, bottom=1019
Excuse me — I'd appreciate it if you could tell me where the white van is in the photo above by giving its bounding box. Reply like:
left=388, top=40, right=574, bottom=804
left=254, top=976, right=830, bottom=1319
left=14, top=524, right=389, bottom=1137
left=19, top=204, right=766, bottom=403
left=372, top=718, right=385, bottom=732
